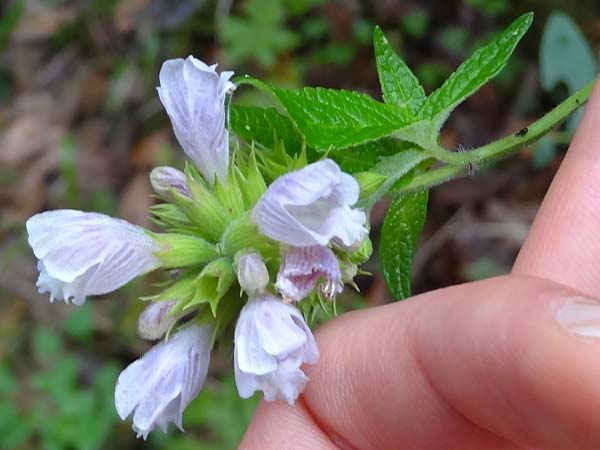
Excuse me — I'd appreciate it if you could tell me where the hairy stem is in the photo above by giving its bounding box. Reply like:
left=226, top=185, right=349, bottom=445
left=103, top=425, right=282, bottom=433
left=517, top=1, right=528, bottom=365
left=398, top=78, right=596, bottom=194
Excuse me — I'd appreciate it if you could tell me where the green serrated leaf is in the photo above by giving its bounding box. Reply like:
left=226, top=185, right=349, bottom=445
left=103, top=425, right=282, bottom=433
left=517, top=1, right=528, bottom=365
left=331, top=138, right=407, bottom=173
left=230, top=105, right=305, bottom=155
left=268, top=86, right=414, bottom=149
left=358, top=149, right=429, bottom=209
left=380, top=191, right=428, bottom=300
left=373, top=26, right=426, bottom=113
left=419, top=12, right=533, bottom=129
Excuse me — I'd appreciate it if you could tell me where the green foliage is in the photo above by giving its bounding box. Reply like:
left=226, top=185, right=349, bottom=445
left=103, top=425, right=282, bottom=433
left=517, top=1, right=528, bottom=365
left=419, top=13, right=533, bottom=131
left=0, top=0, right=23, bottom=51
left=379, top=191, right=429, bottom=300
left=535, top=12, right=597, bottom=166
left=230, top=105, right=304, bottom=155
left=266, top=85, right=414, bottom=149
left=220, top=0, right=300, bottom=69
left=401, top=10, right=429, bottom=39
left=540, top=12, right=596, bottom=95
left=464, top=0, right=509, bottom=16
left=373, top=26, right=426, bottom=114
left=0, top=325, right=121, bottom=450
left=358, top=150, right=429, bottom=209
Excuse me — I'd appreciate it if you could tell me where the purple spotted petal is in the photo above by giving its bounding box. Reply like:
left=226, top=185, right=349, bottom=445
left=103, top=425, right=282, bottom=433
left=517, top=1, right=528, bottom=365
left=157, top=56, right=234, bottom=184
left=114, top=324, right=212, bottom=439
left=252, top=159, right=367, bottom=247
left=276, top=245, right=342, bottom=302
left=26, top=210, right=159, bottom=305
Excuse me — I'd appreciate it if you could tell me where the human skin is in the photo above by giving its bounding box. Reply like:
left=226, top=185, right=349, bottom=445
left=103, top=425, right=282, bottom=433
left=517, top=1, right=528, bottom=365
left=239, top=78, right=600, bottom=450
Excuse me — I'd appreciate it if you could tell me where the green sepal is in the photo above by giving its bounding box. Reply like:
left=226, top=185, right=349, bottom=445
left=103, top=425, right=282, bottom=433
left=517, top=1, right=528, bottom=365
left=346, top=236, right=373, bottom=265
left=152, top=232, right=219, bottom=268
left=354, top=171, right=388, bottom=198
left=207, top=289, right=245, bottom=348
left=149, top=202, right=196, bottom=234
left=235, top=150, right=267, bottom=207
left=220, top=212, right=276, bottom=257
left=143, top=273, right=197, bottom=311
left=166, top=164, right=231, bottom=241
left=213, top=164, right=246, bottom=219
left=185, top=257, right=236, bottom=316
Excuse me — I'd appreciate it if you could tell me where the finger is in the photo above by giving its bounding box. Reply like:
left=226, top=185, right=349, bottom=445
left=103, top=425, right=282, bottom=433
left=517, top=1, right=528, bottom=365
left=241, top=399, right=339, bottom=450
left=513, top=78, right=600, bottom=296
left=242, top=275, right=600, bottom=450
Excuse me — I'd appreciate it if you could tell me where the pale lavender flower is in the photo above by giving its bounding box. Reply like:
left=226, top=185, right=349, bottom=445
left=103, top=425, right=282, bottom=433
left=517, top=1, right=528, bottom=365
left=115, top=324, right=212, bottom=439
left=276, top=245, right=342, bottom=302
left=26, top=210, right=159, bottom=306
left=236, top=252, right=269, bottom=296
left=252, top=159, right=367, bottom=247
left=137, top=300, right=180, bottom=340
left=234, top=294, right=318, bottom=404
left=150, top=166, right=191, bottom=200
left=157, top=56, right=234, bottom=184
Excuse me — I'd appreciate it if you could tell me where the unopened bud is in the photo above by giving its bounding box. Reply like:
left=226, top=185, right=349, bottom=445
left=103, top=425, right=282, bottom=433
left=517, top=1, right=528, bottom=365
left=137, top=300, right=178, bottom=340
left=338, top=259, right=358, bottom=283
left=150, top=166, right=191, bottom=201
left=236, top=252, right=269, bottom=295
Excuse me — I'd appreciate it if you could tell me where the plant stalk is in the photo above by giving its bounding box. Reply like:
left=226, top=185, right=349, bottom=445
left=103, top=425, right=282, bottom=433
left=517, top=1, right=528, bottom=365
left=398, top=78, right=596, bottom=194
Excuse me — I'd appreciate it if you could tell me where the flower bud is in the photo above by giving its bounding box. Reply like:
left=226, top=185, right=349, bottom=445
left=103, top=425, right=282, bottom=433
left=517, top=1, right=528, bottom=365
left=137, top=300, right=178, bottom=340
left=236, top=252, right=269, bottom=296
left=150, top=166, right=190, bottom=201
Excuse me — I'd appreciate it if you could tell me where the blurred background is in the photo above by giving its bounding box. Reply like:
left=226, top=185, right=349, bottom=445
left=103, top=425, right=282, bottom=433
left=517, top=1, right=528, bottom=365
left=0, top=0, right=599, bottom=449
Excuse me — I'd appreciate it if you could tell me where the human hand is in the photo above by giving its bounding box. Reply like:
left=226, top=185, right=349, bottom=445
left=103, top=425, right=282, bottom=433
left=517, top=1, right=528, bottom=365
left=240, top=79, right=600, bottom=450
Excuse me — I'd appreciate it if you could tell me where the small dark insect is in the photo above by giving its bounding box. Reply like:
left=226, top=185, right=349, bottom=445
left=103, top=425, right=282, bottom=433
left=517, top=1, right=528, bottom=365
left=516, top=127, right=528, bottom=137
left=576, top=98, right=580, bottom=105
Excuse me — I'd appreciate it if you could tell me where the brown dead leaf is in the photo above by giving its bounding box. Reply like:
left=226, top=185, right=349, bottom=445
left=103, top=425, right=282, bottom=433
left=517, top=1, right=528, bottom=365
left=118, top=171, right=152, bottom=227
left=129, top=131, right=170, bottom=169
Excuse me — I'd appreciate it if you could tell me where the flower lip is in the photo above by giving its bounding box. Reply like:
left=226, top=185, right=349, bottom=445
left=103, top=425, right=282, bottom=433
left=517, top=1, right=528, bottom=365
left=26, top=209, right=159, bottom=305
left=233, top=294, right=319, bottom=404
left=115, top=324, right=212, bottom=439
left=252, top=159, right=368, bottom=248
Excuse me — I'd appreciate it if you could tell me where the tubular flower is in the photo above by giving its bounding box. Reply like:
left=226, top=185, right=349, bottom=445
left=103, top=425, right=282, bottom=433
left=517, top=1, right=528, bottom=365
left=137, top=300, right=180, bottom=341
left=157, top=56, right=234, bottom=184
left=115, top=324, right=212, bottom=439
left=234, top=294, right=319, bottom=404
left=26, top=210, right=159, bottom=305
left=252, top=159, right=368, bottom=247
left=150, top=166, right=191, bottom=200
left=276, top=245, right=342, bottom=302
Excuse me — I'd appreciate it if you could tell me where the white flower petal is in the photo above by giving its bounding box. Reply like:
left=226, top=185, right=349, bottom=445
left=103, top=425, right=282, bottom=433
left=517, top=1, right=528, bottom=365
left=26, top=210, right=159, bottom=305
left=236, top=252, right=269, bottom=296
left=157, top=56, right=233, bottom=184
left=114, top=324, right=212, bottom=439
left=276, top=245, right=343, bottom=302
left=252, top=159, right=367, bottom=247
left=233, top=294, right=319, bottom=404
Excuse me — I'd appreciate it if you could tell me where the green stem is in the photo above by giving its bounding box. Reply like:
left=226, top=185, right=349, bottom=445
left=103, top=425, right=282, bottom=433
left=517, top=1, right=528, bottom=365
left=399, top=78, right=596, bottom=194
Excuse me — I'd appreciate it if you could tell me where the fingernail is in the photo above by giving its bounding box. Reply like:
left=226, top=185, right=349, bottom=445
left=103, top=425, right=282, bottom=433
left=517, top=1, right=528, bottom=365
left=556, top=297, right=600, bottom=338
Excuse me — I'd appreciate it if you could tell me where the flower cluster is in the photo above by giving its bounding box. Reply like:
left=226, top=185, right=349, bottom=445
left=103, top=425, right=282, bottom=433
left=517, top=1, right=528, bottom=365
left=25, top=56, right=371, bottom=438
